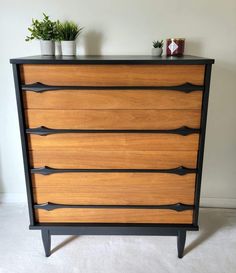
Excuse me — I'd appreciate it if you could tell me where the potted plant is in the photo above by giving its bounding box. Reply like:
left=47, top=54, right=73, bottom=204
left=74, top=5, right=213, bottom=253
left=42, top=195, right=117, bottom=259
left=58, top=21, right=83, bottom=56
left=25, top=13, right=59, bottom=55
left=152, top=40, right=164, bottom=56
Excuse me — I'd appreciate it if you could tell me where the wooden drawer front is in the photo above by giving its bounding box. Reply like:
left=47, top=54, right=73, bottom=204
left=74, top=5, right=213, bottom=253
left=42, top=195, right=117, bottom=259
left=28, top=133, right=199, bottom=151
left=35, top=208, right=193, bottom=224
left=26, top=110, right=201, bottom=130
left=23, top=90, right=203, bottom=110
left=33, top=173, right=195, bottom=205
left=30, top=150, right=197, bottom=169
left=21, top=64, right=205, bottom=86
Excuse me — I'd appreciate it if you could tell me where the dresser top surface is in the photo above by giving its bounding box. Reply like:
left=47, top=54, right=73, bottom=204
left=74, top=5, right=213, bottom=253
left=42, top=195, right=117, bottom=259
left=10, top=55, right=214, bottom=65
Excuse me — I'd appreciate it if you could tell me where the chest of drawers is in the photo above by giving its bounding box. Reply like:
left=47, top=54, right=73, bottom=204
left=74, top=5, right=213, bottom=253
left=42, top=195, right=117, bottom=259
left=11, top=55, right=214, bottom=258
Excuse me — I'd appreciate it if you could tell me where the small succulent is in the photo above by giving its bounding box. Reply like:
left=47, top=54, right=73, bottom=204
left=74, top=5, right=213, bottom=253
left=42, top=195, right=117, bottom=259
left=25, top=13, right=60, bottom=41
left=57, top=21, right=83, bottom=41
left=153, top=40, right=164, bottom=48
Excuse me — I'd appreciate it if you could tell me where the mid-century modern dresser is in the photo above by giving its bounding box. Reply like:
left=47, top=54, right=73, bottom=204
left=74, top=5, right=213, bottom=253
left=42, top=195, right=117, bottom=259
left=10, top=55, right=214, bottom=258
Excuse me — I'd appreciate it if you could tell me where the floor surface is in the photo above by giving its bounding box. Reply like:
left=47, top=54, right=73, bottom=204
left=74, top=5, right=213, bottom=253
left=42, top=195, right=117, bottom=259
left=0, top=204, right=236, bottom=273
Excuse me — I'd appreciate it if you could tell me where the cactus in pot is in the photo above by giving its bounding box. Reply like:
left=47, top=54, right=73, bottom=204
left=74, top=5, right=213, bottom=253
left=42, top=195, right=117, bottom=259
left=152, top=40, right=164, bottom=56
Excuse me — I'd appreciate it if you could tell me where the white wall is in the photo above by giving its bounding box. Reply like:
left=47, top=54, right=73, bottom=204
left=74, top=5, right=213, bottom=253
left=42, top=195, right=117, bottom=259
left=0, top=0, right=236, bottom=206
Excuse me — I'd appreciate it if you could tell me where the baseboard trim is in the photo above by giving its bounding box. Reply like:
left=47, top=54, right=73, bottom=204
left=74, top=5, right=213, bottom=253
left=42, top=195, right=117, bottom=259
left=0, top=193, right=27, bottom=203
left=200, top=197, right=236, bottom=208
left=1, top=194, right=236, bottom=208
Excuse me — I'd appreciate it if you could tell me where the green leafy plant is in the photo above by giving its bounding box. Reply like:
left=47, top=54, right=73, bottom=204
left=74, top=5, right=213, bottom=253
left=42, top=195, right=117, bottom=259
left=25, top=13, right=60, bottom=41
left=152, top=40, right=164, bottom=48
left=58, top=21, right=83, bottom=41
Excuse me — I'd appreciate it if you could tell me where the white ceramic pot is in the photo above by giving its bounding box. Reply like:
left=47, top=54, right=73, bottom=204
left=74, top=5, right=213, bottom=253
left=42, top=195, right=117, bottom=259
left=40, top=40, right=55, bottom=55
left=61, top=41, right=76, bottom=56
left=152, top=47, right=163, bottom=56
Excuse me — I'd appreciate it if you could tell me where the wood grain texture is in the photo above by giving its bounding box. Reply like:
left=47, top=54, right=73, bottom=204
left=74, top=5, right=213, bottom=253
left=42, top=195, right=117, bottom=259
left=23, top=63, right=202, bottom=226
left=28, top=133, right=199, bottom=151
left=25, top=109, right=201, bottom=130
left=35, top=208, right=193, bottom=223
left=23, top=90, right=203, bottom=110
left=21, top=64, right=205, bottom=86
left=29, top=150, right=198, bottom=169
left=32, top=172, right=196, bottom=205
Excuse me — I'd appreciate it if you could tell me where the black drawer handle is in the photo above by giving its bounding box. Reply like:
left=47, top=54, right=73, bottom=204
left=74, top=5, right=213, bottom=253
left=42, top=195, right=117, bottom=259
left=22, top=82, right=203, bottom=93
left=26, top=126, right=200, bottom=136
left=34, top=202, right=194, bottom=212
left=31, top=166, right=196, bottom=176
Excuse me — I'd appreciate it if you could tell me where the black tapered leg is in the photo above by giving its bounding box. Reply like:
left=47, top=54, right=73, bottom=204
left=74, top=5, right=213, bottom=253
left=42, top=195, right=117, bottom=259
left=177, top=230, right=186, bottom=258
left=41, top=229, right=51, bottom=257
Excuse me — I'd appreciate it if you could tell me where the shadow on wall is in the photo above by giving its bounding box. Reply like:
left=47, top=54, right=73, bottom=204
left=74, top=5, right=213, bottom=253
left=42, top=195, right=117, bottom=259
left=82, top=30, right=104, bottom=55
left=185, top=39, right=203, bottom=56
left=0, top=158, right=4, bottom=203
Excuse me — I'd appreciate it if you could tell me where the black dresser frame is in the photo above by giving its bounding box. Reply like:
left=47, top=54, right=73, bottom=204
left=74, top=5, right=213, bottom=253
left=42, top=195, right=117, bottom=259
left=11, top=55, right=214, bottom=258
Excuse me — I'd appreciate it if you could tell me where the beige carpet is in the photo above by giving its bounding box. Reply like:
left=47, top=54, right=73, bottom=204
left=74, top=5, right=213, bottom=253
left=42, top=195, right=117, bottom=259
left=0, top=204, right=235, bottom=273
